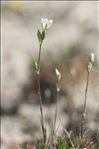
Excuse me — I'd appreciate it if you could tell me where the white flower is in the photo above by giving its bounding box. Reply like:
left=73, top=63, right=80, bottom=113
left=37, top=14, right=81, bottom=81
left=90, top=53, right=95, bottom=63
left=41, top=18, right=53, bottom=30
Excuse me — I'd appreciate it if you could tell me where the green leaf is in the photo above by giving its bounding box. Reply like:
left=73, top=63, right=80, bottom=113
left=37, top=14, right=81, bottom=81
left=73, top=136, right=81, bottom=148
left=43, top=143, right=47, bottom=149
left=57, top=138, right=68, bottom=149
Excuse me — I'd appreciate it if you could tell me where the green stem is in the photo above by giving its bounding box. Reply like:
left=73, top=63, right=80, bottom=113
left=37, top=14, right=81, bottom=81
left=37, top=43, right=46, bottom=143
left=84, top=70, right=89, bottom=114
left=53, top=81, right=59, bottom=139
left=80, top=69, right=90, bottom=139
left=38, top=43, right=42, bottom=68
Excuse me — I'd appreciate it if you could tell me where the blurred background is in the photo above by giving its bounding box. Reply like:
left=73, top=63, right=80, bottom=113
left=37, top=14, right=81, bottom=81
left=1, top=1, right=99, bottom=149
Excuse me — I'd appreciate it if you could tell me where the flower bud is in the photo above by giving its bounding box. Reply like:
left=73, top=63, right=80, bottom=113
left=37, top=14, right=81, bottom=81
left=37, top=30, right=45, bottom=44
left=55, top=68, right=61, bottom=81
left=87, top=62, right=93, bottom=72
left=90, top=53, right=95, bottom=63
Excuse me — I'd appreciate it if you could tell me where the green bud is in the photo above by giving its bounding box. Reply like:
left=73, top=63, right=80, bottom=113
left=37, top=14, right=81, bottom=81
left=41, top=30, right=45, bottom=41
left=37, top=30, right=45, bottom=44
left=37, top=30, right=42, bottom=44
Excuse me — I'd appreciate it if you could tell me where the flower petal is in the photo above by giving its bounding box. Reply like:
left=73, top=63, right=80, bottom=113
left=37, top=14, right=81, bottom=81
left=47, top=20, right=53, bottom=29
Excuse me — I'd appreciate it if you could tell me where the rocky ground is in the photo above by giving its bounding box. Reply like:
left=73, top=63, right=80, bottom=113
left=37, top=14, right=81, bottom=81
left=1, top=1, right=99, bottom=149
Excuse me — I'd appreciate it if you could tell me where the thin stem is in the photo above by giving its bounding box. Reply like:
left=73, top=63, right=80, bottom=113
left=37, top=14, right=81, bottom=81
left=37, top=43, right=46, bottom=143
left=84, top=70, right=89, bottom=114
left=53, top=82, right=59, bottom=139
left=80, top=69, right=90, bottom=139
left=38, top=43, right=42, bottom=68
